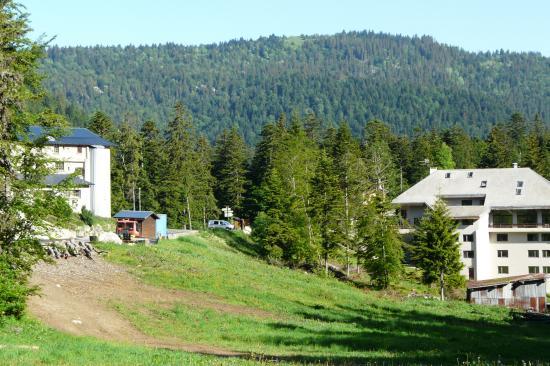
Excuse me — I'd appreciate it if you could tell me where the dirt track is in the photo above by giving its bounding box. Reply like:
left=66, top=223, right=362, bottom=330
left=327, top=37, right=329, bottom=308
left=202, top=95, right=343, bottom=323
left=28, top=256, right=265, bottom=356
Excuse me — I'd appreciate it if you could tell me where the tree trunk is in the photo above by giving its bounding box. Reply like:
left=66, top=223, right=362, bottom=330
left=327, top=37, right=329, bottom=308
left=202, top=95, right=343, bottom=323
left=439, top=270, right=445, bottom=301
left=186, top=196, right=193, bottom=230
left=324, top=252, right=329, bottom=276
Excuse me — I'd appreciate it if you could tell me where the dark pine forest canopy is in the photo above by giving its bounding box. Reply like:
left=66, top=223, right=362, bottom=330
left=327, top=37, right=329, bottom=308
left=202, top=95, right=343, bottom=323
left=40, top=32, right=549, bottom=143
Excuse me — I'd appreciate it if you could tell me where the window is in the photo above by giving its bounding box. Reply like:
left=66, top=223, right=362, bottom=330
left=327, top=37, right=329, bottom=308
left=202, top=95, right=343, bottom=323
left=467, top=172, right=473, bottom=178
left=72, top=190, right=81, bottom=198
left=544, top=267, right=550, bottom=274
left=528, top=250, right=539, bottom=258
left=400, top=209, right=407, bottom=219
left=527, top=233, right=539, bottom=242
left=445, top=172, right=451, bottom=178
left=528, top=266, right=540, bottom=274
left=492, top=211, right=512, bottom=226
left=479, top=198, right=485, bottom=206
left=517, top=181, right=524, bottom=188
left=498, top=266, right=509, bottom=274
left=77, top=146, right=83, bottom=153
left=463, top=234, right=474, bottom=242
left=461, top=199, right=473, bottom=206
left=463, top=250, right=474, bottom=258
left=542, top=233, right=550, bottom=241
left=468, top=267, right=475, bottom=280
left=55, top=162, right=64, bottom=171
left=54, top=146, right=59, bottom=153
left=480, top=180, right=487, bottom=188
left=461, top=219, right=475, bottom=226
left=542, top=250, right=550, bottom=258
left=497, top=250, right=508, bottom=258
left=516, top=188, right=522, bottom=195
left=517, top=210, right=537, bottom=226
left=497, top=233, right=508, bottom=242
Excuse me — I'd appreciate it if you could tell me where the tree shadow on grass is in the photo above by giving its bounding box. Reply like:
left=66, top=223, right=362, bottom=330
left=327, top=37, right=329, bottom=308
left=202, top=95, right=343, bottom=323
left=210, top=229, right=263, bottom=258
left=241, top=300, right=550, bottom=365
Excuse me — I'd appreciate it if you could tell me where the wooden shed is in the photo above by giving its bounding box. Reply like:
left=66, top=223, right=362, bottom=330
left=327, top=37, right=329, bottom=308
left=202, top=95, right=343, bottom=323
left=467, top=274, right=548, bottom=312
left=114, top=210, right=159, bottom=241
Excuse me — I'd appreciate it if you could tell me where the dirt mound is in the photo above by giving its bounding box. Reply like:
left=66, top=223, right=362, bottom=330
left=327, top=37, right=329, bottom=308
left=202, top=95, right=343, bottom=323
left=28, top=256, right=266, bottom=356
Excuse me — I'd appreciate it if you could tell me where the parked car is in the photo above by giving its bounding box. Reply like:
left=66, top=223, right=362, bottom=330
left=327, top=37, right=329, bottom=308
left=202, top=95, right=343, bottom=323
left=208, top=220, right=235, bottom=230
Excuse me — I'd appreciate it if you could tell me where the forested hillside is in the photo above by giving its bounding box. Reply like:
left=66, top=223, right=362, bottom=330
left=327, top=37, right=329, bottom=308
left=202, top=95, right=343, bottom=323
left=40, top=32, right=550, bottom=143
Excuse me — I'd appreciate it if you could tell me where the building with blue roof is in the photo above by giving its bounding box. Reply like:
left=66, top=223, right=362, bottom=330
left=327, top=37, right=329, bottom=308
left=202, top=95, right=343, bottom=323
left=32, top=126, right=113, bottom=217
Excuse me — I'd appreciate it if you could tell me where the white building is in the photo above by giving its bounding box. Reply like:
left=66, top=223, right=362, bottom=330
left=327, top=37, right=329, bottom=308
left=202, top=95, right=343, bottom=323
left=30, top=126, right=113, bottom=218
left=392, top=165, right=550, bottom=281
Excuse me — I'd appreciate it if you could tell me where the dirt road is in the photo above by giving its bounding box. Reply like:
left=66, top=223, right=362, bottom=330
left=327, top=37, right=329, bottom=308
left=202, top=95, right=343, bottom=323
left=28, top=256, right=259, bottom=356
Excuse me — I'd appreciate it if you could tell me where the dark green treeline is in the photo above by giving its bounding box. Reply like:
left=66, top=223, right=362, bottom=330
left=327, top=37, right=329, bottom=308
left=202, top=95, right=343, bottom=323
left=88, top=107, right=549, bottom=277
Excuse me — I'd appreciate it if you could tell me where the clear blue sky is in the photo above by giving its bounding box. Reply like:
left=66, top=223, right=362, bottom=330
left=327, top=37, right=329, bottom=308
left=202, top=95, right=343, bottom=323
left=21, top=0, right=550, bottom=55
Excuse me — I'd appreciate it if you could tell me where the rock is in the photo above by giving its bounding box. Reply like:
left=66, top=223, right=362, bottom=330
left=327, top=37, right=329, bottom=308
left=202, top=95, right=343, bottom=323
left=71, top=319, right=82, bottom=325
left=98, top=232, right=122, bottom=244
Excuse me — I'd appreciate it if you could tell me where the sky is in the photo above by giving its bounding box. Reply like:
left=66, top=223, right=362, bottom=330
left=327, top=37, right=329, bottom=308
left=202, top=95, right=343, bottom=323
left=21, top=0, right=550, bottom=55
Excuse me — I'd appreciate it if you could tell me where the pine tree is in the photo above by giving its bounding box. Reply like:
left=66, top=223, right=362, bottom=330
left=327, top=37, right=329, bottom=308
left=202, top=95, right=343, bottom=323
left=112, top=120, right=142, bottom=212
left=411, top=198, right=463, bottom=300
left=310, top=151, right=342, bottom=274
left=88, top=111, right=115, bottom=140
left=212, top=127, right=248, bottom=215
left=481, top=123, right=516, bottom=168
left=161, top=102, right=197, bottom=228
left=139, top=120, right=165, bottom=211
left=358, top=194, right=403, bottom=289
left=363, top=140, right=399, bottom=198
left=190, top=135, right=218, bottom=229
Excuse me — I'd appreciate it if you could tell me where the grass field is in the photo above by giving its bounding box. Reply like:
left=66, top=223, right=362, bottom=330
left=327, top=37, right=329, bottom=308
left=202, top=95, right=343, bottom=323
left=0, top=317, right=261, bottom=366
left=94, top=231, right=550, bottom=365
left=2, top=230, right=550, bottom=365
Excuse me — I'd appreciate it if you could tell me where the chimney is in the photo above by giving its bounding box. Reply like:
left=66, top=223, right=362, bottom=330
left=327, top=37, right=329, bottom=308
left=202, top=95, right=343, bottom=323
left=429, top=168, right=438, bottom=175
left=512, top=163, right=518, bottom=169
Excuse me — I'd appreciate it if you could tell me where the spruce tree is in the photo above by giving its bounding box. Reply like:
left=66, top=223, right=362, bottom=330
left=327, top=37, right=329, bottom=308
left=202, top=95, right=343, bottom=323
left=139, top=120, right=165, bottom=211
left=358, top=194, right=403, bottom=289
left=212, top=127, right=248, bottom=215
left=88, top=111, right=115, bottom=140
left=412, top=198, right=463, bottom=300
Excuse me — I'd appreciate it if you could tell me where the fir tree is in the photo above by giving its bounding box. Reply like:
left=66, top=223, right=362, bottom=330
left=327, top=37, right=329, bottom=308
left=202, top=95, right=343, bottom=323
left=212, top=127, right=248, bottom=215
left=88, top=111, right=115, bottom=140
left=411, top=198, right=463, bottom=300
left=358, top=194, right=403, bottom=289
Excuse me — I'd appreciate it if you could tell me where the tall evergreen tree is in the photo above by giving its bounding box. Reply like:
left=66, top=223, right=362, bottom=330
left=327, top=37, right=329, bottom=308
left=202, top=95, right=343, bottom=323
left=310, top=151, right=342, bottom=274
left=162, top=103, right=197, bottom=228
left=411, top=198, right=463, bottom=300
left=88, top=111, right=115, bottom=140
left=358, top=194, right=404, bottom=289
left=212, top=127, right=248, bottom=215
left=138, top=120, right=165, bottom=211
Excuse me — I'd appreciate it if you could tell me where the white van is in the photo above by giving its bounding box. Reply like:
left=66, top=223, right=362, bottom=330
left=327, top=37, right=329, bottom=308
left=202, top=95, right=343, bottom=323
left=207, top=220, right=235, bottom=230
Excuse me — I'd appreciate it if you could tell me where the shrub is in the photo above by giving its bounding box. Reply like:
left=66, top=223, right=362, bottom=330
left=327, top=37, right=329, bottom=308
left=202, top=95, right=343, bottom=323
left=0, top=259, right=31, bottom=318
left=80, top=206, right=94, bottom=227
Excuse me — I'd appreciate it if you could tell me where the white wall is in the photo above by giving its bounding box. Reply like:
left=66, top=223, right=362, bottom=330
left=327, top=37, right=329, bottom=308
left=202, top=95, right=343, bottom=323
left=90, top=146, right=111, bottom=217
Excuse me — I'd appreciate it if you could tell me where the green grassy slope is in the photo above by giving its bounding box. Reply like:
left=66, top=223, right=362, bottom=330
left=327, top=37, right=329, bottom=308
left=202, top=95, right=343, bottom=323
left=92, top=231, right=550, bottom=365
left=0, top=318, right=259, bottom=366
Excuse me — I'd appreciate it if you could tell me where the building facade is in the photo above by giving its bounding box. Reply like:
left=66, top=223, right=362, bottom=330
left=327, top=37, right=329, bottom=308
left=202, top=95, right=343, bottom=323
left=30, top=126, right=113, bottom=218
left=393, top=166, right=550, bottom=281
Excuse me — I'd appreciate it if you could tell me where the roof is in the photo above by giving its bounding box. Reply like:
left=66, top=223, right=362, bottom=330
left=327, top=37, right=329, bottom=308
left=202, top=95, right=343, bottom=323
left=27, top=126, right=113, bottom=147
left=392, top=167, right=550, bottom=211
left=44, top=174, right=92, bottom=186
left=467, top=274, right=548, bottom=289
left=113, top=211, right=159, bottom=220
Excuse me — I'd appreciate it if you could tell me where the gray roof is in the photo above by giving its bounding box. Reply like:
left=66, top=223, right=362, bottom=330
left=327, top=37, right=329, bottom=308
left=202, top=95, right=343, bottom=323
left=44, top=174, right=92, bottom=187
left=114, top=211, right=159, bottom=220
left=393, top=168, right=550, bottom=210
left=27, top=126, right=113, bottom=147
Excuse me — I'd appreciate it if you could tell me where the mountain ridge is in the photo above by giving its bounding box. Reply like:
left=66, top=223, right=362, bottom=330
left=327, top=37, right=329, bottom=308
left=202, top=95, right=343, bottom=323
left=40, top=31, right=550, bottom=143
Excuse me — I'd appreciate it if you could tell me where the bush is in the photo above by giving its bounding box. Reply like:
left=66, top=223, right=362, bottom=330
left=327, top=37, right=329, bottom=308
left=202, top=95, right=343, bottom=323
left=0, top=260, right=31, bottom=319
left=79, top=206, right=94, bottom=227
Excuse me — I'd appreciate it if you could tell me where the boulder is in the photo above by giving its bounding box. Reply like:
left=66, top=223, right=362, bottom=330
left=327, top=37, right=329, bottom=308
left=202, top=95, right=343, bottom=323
left=98, top=231, right=122, bottom=244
